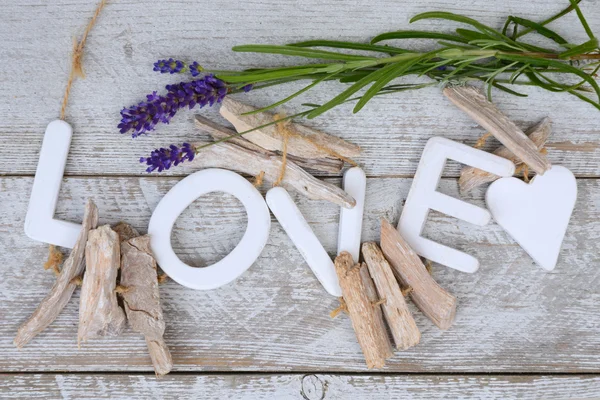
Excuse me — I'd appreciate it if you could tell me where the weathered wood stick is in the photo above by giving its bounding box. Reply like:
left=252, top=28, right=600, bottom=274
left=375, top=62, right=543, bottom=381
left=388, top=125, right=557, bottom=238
left=78, top=225, right=126, bottom=344
left=380, top=219, right=457, bottom=330
left=220, top=97, right=361, bottom=160
left=358, top=262, right=394, bottom=355
left=361, top=242, right=420, bottom=350
left=14, top=199, right=99, bottom=348
left=334, top=252, right=393, bottom=369
left=443, top=86, right=551, bottom=175
left=121, top=235, right=173, bottom=376
left=459, top=117, right=552, bottom=193
left=195, top=115, right=344, bottom=173
left=190, top=140, right=356, bottom=208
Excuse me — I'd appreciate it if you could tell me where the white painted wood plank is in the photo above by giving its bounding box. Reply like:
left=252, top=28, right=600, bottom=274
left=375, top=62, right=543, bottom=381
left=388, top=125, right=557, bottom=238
left=2, top=374, right=600, bottom=399
left=1, top=176, right=599, bottom=372
left=0, top=0, right=599, bottom=177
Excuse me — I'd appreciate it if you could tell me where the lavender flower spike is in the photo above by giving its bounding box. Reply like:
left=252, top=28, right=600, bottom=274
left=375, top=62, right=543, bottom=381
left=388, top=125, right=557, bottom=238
left=118, top=74, right=229, bottom=137
left=140, top=142, right=196, bottom=173
left=154, top=58, right=186, bottom=74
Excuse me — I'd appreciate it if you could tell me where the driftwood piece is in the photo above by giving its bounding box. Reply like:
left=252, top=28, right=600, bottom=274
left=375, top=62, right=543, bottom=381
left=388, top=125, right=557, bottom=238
left=220, top=97, right=361, bottom=160
left=459, top=117, right=552, bottom=193
left=334, top=252, right=393, bottom=369
left=112, top=221, right=140, bottom=243
left=380, top=219, right=457, bottom=330
left=190, top=140, right=355, bottom=208
left=443, top=86, right=551, bottom=175
left=121, top=235, right=172, bottom=376
left=358, top=262, right=394, bottom=355
left=361, top=242, right=420, bottom=350
left=14, top=199, right=98, bottom=348
left=195, top=115, right=343, bottom=173
left=78, top=225, right=126, bottom=344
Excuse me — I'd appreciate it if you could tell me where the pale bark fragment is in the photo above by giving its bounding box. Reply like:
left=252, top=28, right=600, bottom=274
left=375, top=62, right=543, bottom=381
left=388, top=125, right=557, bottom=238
left=112, top=221, right=140, bottom=243
left=459, top=117, right=552, bottom=193
left=190, top=140, right=356, bottom=208
left=14, top=199, right=98, bottom=348
left=195, top=115, right=343, bottom=173
left=120, top=235, right=172, bottom=376
left=361, top=242, right=420, bottom=350
left=219, top=97, right=361, bottom=160
left=443, top=86, right=551, bottom=174
left=78, top=225, right=126, bottom=344
left=379, top=219, right=457, bottom=330
left=334, top=252, right=393, bottom=369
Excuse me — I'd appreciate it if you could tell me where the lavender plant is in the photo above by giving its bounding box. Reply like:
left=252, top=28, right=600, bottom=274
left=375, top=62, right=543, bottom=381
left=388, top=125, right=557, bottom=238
left=126, top=1, right=599, bottom=172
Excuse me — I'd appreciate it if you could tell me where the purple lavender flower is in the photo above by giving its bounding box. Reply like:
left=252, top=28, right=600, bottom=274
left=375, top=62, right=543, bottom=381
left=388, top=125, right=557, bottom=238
left=190, top=61, right=204, bottom=77
left=118, top=74, right=229, bottom=137
left=242, top=84, right=253, bottom=92
left=140, top=142, right=196, bottom=173
left=154, top=58, right=186, bottom=74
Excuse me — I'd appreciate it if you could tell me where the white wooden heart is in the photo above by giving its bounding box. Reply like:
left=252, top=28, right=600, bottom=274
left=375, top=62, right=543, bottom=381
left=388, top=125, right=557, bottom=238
left=486, top=166, right=577, bottom=271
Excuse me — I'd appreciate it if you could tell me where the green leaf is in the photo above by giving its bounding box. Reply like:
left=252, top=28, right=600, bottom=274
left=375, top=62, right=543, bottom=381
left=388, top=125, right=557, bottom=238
left=506, top=16, right=568, bottom=45
left=242, top=73, right=335, bottom=115
left=307, top=61, right=411, bottom=118
left=491, top=82, right=528, bottom=97
left=515, top=0, right=581, bottom=38
left=353, top=55, right=426, bottom=112
left=217, top=66, right=325, bottom=83
left=567, top=89, right=600, bottom=111
left=410, top=11, right=557, bottom=53
left=410, top=12, right=503, bottom=38
left=498, top=54, right=600, bottom=102
left=232, top=45, right=375, bottom=61
left=569, top=0, right=594, bottom=40
left=456, top=28, right=491, bottom=41
left=371, top=30, right=468, bottom=44
left=524, top=70, right=563, bottom=92
left=559, top=37, right=599, bottom=59
left=289, top=40, right=409, bottom=54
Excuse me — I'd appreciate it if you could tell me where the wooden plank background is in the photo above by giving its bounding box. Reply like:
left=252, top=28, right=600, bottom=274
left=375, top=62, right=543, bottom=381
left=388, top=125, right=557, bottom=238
left=1, top=0, right=599, bottom=398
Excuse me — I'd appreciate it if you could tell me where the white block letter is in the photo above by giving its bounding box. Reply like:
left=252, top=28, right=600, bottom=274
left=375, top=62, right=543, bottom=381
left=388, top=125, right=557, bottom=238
left=337, top=167, right=366, bottom=262
left=148, top=169, right=271, bottom=290
left=24, top=120, right=82, bottom=248
left=266, top=187, right=342, bottom=296
left=398, top=137, right=515, bottom=273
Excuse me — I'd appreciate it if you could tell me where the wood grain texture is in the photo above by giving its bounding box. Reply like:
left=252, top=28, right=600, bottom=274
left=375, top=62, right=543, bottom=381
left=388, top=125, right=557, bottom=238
left=2, top=0, right=600, bottom=391
left=0, top=0, right=599, bottom=177
left=1, top=176, right=599, bottom=373
left=1, top=374, right=600, bottom=399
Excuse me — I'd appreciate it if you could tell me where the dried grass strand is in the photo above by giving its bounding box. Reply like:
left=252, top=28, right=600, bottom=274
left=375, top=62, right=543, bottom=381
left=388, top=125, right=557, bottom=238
left=59, top=0, right=107, bottom=120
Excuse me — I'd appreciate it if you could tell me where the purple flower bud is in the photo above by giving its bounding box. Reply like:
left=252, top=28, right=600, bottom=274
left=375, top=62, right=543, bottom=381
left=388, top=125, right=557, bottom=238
left=190, top=61, right=204, bottom=77
left=140, top=142, right=196, bottom=173
left=242, top=84, right=253, bottom=92
left=153, top=58, right=186, bottom=74
left=118, top=74, right=229, bottom=137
